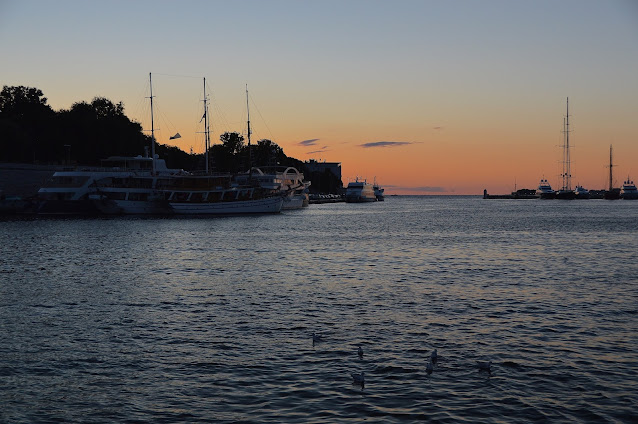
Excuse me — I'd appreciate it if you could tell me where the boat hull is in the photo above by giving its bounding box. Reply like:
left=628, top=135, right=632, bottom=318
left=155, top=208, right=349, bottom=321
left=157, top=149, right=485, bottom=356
left=169, top=196, right=283, bottom=214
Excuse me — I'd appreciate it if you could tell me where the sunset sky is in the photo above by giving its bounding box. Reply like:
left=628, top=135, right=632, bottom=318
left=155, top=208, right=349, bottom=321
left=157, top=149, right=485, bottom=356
left=1, top=0, right=637, bottom=194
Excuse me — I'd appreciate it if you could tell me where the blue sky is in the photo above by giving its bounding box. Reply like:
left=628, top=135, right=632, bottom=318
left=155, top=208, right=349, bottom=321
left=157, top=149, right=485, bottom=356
left=1, top=0, right=637, bottom=193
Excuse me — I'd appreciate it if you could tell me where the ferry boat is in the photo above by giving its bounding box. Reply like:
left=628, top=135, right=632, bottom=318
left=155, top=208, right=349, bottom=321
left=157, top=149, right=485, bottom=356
left=345, top=178, right=377, bottom=203
left=621, top=177, right=638, bottom=199
left=536, top=178, right=556, bottom=199
left=37, top=154, right=184, bottom=214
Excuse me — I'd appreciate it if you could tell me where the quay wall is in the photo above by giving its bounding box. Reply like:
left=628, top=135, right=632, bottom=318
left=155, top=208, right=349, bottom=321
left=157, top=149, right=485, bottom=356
left=0, top=163, right=57, bottom=197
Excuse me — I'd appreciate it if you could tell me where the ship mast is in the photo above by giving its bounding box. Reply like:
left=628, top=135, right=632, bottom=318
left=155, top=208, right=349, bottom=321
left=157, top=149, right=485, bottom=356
left=149, top=72, right=156, bottom=174
left=560, top=97, right=571, bottom=191
left=203, top=77, right=211, bottom=174
left=246, top=84, right=253, bottom=179
left=608, top=144, right=614, bottom=191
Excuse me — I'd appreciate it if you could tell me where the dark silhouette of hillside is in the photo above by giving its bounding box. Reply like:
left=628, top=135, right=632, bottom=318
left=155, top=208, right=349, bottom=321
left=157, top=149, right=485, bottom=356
left=0, top=85, right=342, bottom=193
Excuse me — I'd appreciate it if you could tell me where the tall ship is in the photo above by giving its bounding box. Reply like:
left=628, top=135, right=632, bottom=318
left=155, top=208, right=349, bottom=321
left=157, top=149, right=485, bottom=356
left=555, top=98, right=577, bottom=199
left=620, top=177, right=638, bottom=199
left=604, top=145, right=621, bottom=200
left=345, top=178, right=377, bottom=203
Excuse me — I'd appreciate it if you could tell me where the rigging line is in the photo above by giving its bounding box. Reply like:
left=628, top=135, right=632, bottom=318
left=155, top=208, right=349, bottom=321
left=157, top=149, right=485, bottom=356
left=153, top=72, right=202, bottom=79
left=248, top=92, right=275, bottom=141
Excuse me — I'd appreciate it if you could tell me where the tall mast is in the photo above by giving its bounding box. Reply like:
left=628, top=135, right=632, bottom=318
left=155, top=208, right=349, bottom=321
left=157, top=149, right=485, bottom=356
left=203, top=77, right=210, bottom=174
left=246, top=84, right=252, bottom=178
left=560, top=97, right=571, bottom=191
left=566, top=97, right=571, bottom=190
left=149, top=73, right=156, bottom=174
left=609, top=144, right=614, bottom=191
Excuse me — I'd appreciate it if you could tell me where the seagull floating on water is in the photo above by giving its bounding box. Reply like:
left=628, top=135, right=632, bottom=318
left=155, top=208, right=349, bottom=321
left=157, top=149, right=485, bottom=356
left=477, top=360, right=492, bottom=372
left=430, top=349, right=438, bottom=363
left=426, top=361, right=434, bottom=374
left=351, top=371, right=365, bottom=385
left=358, top=346, right=363, bottom=357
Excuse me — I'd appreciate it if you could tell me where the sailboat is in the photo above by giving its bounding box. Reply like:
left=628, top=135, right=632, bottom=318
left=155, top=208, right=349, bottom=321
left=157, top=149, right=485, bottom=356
left=555, top=98, right=577, bottom=199
left=91, top=74, right=283, bottom=215
left=603, top=145, right=620, bottom=200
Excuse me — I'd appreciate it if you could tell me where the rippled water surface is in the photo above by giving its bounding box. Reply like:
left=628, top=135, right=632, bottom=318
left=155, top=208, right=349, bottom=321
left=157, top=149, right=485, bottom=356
left=1, top=197, right=637, bottom=423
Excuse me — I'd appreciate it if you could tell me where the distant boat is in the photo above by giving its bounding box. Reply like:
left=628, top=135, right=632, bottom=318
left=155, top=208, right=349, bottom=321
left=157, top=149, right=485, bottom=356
left=555, top=98, right=577, bottom=200
left=621, top=177, right=638, bottom=200
left=536, top=178, right=556, bottom=199
left=574, top=185, right=590, bottom=200
left=373, top=178, right=384, bottom=201
left=604, top=145, right=620, bottom=200
left=345, top=178, right=377, bottom=203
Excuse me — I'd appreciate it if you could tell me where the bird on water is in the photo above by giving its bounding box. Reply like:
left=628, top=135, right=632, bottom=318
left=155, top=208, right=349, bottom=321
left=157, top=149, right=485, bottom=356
left=358, top=346, right=363, bottom=357
left=351, top=371, right=365, bottom=385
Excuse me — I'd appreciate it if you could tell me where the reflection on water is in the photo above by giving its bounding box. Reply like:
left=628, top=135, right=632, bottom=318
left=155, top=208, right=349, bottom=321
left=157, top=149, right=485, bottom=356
left=1, top=197, right=637, bottom=422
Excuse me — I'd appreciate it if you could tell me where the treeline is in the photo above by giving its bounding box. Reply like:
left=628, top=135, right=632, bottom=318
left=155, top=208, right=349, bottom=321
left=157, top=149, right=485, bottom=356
left=0, top=85, right=342, bottom=193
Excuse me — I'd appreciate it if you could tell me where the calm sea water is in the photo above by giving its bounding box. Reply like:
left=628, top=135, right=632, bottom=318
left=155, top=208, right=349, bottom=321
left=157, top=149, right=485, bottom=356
left=1, top=197, right=637, bottom=423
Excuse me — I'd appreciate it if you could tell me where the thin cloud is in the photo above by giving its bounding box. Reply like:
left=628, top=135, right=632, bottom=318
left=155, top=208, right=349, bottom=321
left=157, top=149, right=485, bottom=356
left=308, top=147, right=329, bottom=154
left=298, top=138, right=320, bottom=146
left=359, top=141, right=414, bottom=148
left=404, top=186, right=447, bottom=193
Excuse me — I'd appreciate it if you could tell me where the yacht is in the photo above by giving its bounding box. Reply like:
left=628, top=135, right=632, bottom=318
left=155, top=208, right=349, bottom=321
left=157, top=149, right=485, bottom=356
left=345, top=178, right=377, bottom=203
left=536, top=178, right=556, bottom=199
left=621, top=178, right=638, bottom=199
left=573, top=185, right=590, bottom=199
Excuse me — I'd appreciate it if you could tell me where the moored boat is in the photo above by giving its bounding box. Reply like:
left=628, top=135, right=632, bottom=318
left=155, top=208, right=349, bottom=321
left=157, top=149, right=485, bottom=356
left=235, top=166, right=310, bottom=210
left=573, top=185, right=590, bottom=199
left=536, top=178, right=556, bottom=199
left=620, top=177, right=638, bottom=199
left=373, top=179, right=384, bottom=201
left=37, top=155, right=183, bottom=214
left=345, top=178, right=377, bottom=203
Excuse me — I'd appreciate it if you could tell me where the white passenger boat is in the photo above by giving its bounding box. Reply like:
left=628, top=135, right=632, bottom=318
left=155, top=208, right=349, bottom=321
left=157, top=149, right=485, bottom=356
left=345, top=178, right=377, bottom=203
left=37, top=155, right=184, bottom=214
left=621, top=177, right=638, bottom=199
